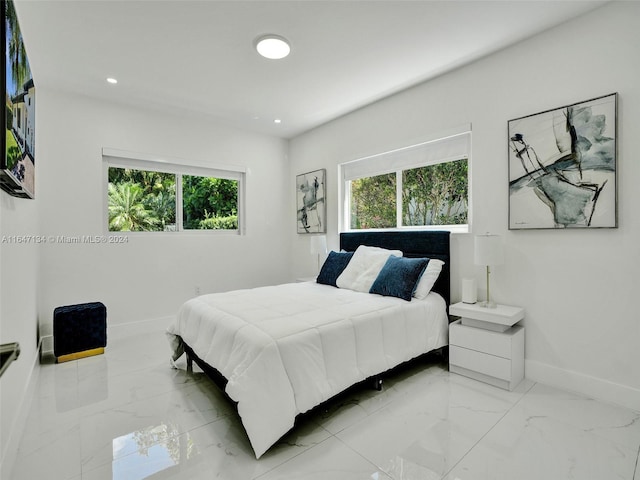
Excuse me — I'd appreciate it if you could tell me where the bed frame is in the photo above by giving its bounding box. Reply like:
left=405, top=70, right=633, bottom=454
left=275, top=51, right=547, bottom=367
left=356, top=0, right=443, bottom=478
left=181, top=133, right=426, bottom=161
left=183, top=230, right=451, bottom=393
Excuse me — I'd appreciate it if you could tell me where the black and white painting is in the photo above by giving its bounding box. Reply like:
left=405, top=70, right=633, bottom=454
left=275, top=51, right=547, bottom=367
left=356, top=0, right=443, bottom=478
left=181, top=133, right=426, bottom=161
left=296, top=168, right=326, bottom=233
left=508, top=93, right=617, bottom=230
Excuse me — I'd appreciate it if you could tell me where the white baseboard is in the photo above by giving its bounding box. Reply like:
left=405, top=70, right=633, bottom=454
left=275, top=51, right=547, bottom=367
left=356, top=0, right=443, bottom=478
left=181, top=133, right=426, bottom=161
left=40, top=334, right=53, bottom=356
left=526, top=359, right=640, bottom=412
left=107, top=315, right=174, bottom=341
left=39, top=315, right=175, bottom=355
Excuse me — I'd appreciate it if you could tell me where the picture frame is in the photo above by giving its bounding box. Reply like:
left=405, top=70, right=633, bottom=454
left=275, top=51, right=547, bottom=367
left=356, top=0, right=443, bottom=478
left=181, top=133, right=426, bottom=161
left=508, top=93, right=617, bottom=230
left=296, top=168, right=326, bottom=234
left=1, top=0, right=36, bottom=198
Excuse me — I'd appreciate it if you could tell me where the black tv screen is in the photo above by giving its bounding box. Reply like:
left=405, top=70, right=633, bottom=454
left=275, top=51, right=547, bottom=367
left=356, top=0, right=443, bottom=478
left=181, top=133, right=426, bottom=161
left=1, top=0, right=35, bottom=199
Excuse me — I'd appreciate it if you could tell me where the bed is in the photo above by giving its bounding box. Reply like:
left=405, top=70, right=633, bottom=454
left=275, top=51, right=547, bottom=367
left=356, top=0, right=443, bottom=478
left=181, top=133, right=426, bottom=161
left=166, top=230, right=451, bottom=458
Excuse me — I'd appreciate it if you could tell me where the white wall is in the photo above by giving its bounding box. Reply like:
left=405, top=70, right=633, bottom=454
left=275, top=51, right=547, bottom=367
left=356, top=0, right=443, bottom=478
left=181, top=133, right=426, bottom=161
left=35, top=90, right=291, bottom=334
left=289, top=1, right=640, bottom=410
left=0, top=170, right=39, bottom=476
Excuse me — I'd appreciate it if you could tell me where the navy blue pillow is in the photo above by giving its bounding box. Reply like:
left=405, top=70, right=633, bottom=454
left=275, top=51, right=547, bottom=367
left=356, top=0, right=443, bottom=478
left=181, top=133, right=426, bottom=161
left=369, top=256, right=429, bottom=301
left=317, top=251, right=354, bottom=287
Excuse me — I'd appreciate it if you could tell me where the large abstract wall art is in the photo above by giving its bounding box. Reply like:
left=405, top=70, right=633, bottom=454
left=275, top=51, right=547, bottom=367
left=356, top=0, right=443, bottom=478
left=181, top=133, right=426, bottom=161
left=508, top=93, right=617, bottom=230
left=296, top=168, right=326, bottom=233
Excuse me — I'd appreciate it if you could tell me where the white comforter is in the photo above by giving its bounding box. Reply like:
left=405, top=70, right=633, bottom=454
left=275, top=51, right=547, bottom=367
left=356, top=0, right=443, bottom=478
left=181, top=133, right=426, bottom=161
left=166, top=281, right=448, bottom=458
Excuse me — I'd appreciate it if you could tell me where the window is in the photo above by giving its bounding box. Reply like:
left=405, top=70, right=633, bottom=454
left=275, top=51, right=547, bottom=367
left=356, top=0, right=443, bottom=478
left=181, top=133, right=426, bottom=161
left=181, top=174, right=238, bottom=230
left=350, top=172, right=396, bottom=229
left=341, top=129, right=470, bottom=233
left=108, top=167, right=177, bottom=231
left=401, top=159, right=468, bottom=227
left=103, top=149, right=244, bottom=233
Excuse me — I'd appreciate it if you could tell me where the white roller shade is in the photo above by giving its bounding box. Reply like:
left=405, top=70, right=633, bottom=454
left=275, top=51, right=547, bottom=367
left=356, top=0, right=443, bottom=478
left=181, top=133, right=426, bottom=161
left=342, top=130, right=471, bottom=181
left=102, top=147, right=245, bottom=181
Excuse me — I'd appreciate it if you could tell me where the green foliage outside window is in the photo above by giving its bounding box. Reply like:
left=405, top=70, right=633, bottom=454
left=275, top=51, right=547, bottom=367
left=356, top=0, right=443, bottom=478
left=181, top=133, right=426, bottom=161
left=350, top=172, right=396, bottom=229
left=349, top=158, right=468, bottom=229
left=108, top=168, right=175, bottom=231
left=108, top=167, right=238, bottom=232
left=402, top=159, right=468, bottom=226
left=182, top=175, right=238, bottom=230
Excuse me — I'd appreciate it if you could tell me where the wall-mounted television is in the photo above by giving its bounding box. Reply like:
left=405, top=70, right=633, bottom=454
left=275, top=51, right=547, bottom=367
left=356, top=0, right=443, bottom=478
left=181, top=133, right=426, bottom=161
left=1, top=0, right=35, bottom=199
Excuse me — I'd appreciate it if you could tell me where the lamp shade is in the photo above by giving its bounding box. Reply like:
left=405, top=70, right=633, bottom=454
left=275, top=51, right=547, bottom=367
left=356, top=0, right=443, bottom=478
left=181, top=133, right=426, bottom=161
left=310, top=235, right=327, bottom=255
left=474, top=234, right=504, bottom=266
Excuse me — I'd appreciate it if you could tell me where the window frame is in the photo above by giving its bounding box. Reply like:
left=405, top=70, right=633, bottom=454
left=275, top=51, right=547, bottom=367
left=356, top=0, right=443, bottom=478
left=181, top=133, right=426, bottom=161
left=339, top=129, right=471, bottom=234
left=102, top=148, right=245, bottom=235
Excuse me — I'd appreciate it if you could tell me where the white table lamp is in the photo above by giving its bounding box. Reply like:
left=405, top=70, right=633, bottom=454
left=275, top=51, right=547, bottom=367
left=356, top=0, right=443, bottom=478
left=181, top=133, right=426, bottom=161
left=474, top=233, right=504, bottom=308
left=310, top=235, right=327, bottom=273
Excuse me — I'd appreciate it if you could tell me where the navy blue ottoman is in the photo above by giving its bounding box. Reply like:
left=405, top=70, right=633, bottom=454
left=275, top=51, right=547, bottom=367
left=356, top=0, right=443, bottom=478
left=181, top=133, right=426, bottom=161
left=53, top=302, right=107, bottom=362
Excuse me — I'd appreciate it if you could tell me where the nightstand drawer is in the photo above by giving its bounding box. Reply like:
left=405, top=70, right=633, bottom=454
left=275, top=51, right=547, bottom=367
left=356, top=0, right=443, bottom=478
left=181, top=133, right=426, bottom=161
left=449, top=321, right=520, bottom=358
left=450, top=345, right=511, bottom=380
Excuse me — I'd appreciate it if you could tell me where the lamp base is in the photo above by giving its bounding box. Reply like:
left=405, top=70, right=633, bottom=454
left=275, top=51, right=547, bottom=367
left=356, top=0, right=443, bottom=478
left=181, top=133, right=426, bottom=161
left=481, top=265, right=497, bottom=308
left=478, top=300, right=497, bottom=309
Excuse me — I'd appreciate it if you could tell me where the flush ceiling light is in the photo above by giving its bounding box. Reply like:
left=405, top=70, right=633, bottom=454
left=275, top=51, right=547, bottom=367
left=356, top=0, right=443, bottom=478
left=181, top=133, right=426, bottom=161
left=255, top=35, right=290, bottom=60
left=106, top=77, right=118, bottom=84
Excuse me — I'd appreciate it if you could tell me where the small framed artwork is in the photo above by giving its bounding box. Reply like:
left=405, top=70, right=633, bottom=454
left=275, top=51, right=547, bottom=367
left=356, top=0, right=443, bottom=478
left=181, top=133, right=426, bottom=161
left=508, top=93, right=617, bottom=230
left=296, top=168, right=326, bottom=233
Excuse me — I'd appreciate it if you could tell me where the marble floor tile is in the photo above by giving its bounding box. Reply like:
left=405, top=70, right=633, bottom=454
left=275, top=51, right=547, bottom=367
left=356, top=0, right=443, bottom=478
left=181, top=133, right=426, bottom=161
left=81, top=397, right=333, bottom=480
left=306, top=376, right=402, bottom=435
left=509, top=383, right=640, bottom=449
left=335, top=372, right=531, bottom=480
left=444, top=397, right=638, bottom=480
left=79, top=380, right=235, bottom=473
left=256, top=436, right=393, bottom=480
left=9, top=328, right=640, bottom=480
left=12, top=421, right=82, bottom=480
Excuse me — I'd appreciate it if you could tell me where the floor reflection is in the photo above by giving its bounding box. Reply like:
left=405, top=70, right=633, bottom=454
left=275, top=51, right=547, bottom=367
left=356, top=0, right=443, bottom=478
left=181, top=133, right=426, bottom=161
left=55, top=355, right=109, bottom=412
left=112, top=423, right=197, bottom=479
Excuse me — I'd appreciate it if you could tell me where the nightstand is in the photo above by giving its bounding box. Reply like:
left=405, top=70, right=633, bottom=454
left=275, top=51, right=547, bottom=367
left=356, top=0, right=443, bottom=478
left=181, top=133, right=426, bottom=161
left=448, top=302, right=525, bottom=391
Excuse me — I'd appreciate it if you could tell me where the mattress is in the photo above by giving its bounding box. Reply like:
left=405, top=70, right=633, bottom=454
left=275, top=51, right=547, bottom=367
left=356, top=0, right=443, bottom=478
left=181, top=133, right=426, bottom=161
left=167, top=280, right=448, bottom=458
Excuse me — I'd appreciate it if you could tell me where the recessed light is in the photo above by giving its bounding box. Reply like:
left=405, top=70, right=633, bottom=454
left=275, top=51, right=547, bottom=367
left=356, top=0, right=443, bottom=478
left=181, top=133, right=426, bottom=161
left=274, top=119, right=282, bottom=124
left=106, top=77, right=118, bottom=84
left=255, top=35, right=290, bottom=60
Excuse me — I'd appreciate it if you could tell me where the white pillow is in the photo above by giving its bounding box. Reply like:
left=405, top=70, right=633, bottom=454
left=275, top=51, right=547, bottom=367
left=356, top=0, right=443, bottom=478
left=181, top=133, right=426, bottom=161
left=413, top=259, right=444, bottom=299
left=336, top=245, right=402, bottom=293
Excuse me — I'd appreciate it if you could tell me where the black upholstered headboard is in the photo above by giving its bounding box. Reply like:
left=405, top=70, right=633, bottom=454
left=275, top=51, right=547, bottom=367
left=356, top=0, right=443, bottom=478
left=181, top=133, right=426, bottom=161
left=339, top=231, right=451, bottom=309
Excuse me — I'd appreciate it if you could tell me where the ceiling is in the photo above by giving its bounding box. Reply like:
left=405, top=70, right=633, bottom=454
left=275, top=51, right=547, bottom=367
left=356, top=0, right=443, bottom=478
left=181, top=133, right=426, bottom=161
left=15, top=0, right=607, bottom=139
